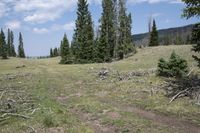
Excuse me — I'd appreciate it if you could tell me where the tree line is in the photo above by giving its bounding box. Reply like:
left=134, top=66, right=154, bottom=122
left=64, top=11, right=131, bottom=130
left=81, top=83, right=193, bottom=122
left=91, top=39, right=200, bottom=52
left=59, top=0, right=136, bottom=64
left=0, top=29, right=25, bottom=59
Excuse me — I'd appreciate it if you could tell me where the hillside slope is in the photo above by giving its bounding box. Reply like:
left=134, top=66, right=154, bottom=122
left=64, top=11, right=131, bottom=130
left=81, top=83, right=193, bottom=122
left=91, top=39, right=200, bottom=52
left=133, top=24, right=193, bottom=46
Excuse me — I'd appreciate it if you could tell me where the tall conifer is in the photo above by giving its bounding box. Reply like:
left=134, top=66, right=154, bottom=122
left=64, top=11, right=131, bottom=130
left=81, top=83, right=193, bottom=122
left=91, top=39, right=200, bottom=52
left=117, top=0, right=127, bottom=59
left=0, top=29, right=8, bottom=59
left=149, top=19, right=159, bottom=46
left=71, top=0, right=94, bottom=63
left=10, top=31, right=16, bottom=57
left=18, top=32, right=25, bottom=58
left=97, top=0, right=115, bottom=62
left=7, top=29, right=11, bottom=56
left=60, top=34, right=71, bottom=64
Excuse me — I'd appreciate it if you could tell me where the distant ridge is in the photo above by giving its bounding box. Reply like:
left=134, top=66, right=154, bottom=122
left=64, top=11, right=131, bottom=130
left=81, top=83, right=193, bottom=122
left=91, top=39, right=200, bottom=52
left=133, top=24, right=194, bottom=46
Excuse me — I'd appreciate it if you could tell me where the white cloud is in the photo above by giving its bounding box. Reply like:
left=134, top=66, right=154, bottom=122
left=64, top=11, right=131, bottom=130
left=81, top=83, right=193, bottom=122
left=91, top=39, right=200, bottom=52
left=51, top=21, right=75, bottom=31
left=169, top=0, right=183, bottom=4
left=0, top=2, right=9, bottom=18
left=33, top=21, right=75, bottom=34
left=15, top=0, right=77, bottom=23
left=24, top=10, right=63, bottom=23
left=128, top=0, right=183, bottom=4
left=63, top=22, right=75, bottom=31
left=33, top=28, right=49, bottom=34
left=5, top=20, right=21, bottom=30
left=0, top=0, right=101, bottom=24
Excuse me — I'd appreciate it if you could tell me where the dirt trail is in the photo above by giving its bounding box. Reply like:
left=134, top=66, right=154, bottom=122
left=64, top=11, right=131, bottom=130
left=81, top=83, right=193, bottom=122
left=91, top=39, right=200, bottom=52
left=70, top=108, right=116, bottom=133
left=100, top=99, right=200, bottom=133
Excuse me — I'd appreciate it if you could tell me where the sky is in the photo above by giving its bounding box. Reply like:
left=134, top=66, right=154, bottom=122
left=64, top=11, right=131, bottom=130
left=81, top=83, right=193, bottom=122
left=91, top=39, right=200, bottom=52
left=0, top=0, right=199, bottom=56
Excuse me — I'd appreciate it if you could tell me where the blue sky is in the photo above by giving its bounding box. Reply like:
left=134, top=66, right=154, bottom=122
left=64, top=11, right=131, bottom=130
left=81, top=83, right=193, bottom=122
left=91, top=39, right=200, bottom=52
left=0, top=0, right=199, bottom=56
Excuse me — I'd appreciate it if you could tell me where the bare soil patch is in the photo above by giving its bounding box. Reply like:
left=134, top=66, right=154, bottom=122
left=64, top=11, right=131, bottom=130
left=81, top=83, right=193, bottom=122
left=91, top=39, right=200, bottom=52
left=100, top=99, right=200, bottom=133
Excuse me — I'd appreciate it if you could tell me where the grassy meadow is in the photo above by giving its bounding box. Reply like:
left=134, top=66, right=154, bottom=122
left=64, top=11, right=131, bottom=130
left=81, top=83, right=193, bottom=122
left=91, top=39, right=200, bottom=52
left=0, top=45, right=200, bottom=133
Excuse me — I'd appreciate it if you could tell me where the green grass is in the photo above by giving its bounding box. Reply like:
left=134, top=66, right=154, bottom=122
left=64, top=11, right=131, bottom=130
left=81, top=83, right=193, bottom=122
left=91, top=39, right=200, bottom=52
left=0, top=45, right=199, bottom=133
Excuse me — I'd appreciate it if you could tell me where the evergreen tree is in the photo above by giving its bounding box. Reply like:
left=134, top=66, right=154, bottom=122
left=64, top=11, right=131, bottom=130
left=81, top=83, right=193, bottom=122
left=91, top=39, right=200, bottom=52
left=97, top=0, right=115, bottom=62
left=83, top=12, right=94, bottom=61
left=10, top=31, right=16, bottom=57
left=158, top=51, right=188, bottom=77
left=72, top=0, right=94, bottom=63
left=0, top=29, right=8, bottom=59
left=7, top=29, right=11, bottom=56
left=50, top=48, right=53, bottom=57
left=191, top=23, right=200, bottom=67
left=18, top=32, right=25, bottom=58
left=113, top=0, right=119, bottom=58
left=60, top=34, right=71, bottom=64
left=71, top=31, right=78, bottom=58
left=53, top=48, right=59, bottom=57
left=149, top=19, right=159, bottom=46
left=117, top=0, right=127, bottom=59
left=0, top=31, right=2, bottom=56
left=125, top=13, right=135, bottom=55
left=182, top=0, right=200, bottom=67
left=182, top=0, right=200, bottom=19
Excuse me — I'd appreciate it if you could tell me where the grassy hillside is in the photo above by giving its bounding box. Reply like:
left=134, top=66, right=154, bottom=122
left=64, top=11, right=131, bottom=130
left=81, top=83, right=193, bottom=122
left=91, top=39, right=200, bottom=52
left=0, top=45, right=200, bottom=133
left=133, top=24, right=193, bottom=46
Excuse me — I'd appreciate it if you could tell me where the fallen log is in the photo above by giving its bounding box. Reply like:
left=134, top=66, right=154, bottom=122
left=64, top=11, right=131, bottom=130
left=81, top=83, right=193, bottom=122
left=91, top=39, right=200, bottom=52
left=169, top=88, right=189, bottom=103
left=1, top=113, right=31, bottom=119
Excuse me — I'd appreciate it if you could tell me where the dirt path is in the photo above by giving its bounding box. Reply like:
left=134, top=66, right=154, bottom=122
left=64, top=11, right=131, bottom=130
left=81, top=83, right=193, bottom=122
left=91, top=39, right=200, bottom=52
left=70, top=108, right=116, bottom=133
left=100, top=99, right=200, bottom=133
left=56, top=93, right=200, bottom=133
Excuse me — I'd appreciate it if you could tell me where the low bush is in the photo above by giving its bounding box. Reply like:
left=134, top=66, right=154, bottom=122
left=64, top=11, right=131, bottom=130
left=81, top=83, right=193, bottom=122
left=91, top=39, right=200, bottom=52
left=157, top=51, right=188, bottom=77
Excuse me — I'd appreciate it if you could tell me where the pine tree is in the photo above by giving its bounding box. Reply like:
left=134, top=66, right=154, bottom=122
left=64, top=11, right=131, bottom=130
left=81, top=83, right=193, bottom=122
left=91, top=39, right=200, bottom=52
left=53, top=48, right=58, bottom=57
left=50, top=48, right=53, bottom=57
left=149, top=19, right=159, bottom=46
left=7, top=29, right=11, bottom=56
left=117, top=0, right=127, bottom=59
left=182, top=0, right=200, bottom=67
left=71, top=31, right=78, bottom=58
left=182, top=0, right=200, bottom=19
left=10, top=31, right=16, bottom=57
left=0, top=31, right=2, bottom=56
left=0, top=29, right=8, bottom=59
left=72, top=0, right=94, bottom=63
left=113, top=0, right=119, bottom=58
left=191, top=23, right=200, bottom=67
left=18, top=32, right=25, bottom=58
left=97, top=0, right=115, bottom=62
left=7, top=29, right=16, bottom=57
left=125, top=13, right=135, bottom=55
left=60, top=34, right=72, bottom=64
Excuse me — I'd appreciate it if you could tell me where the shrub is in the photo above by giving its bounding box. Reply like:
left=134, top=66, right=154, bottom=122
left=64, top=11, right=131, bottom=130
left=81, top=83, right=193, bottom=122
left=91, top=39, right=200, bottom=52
left=157, top=58, right=170, bottom=76
left=157, top=51, right=188, bottom=77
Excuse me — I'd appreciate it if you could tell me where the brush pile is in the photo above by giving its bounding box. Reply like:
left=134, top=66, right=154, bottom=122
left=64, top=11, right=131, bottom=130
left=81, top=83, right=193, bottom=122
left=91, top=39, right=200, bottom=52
left=0, top=86, right=38, bottom=122
left=164, top=75, right=200, bottom=103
